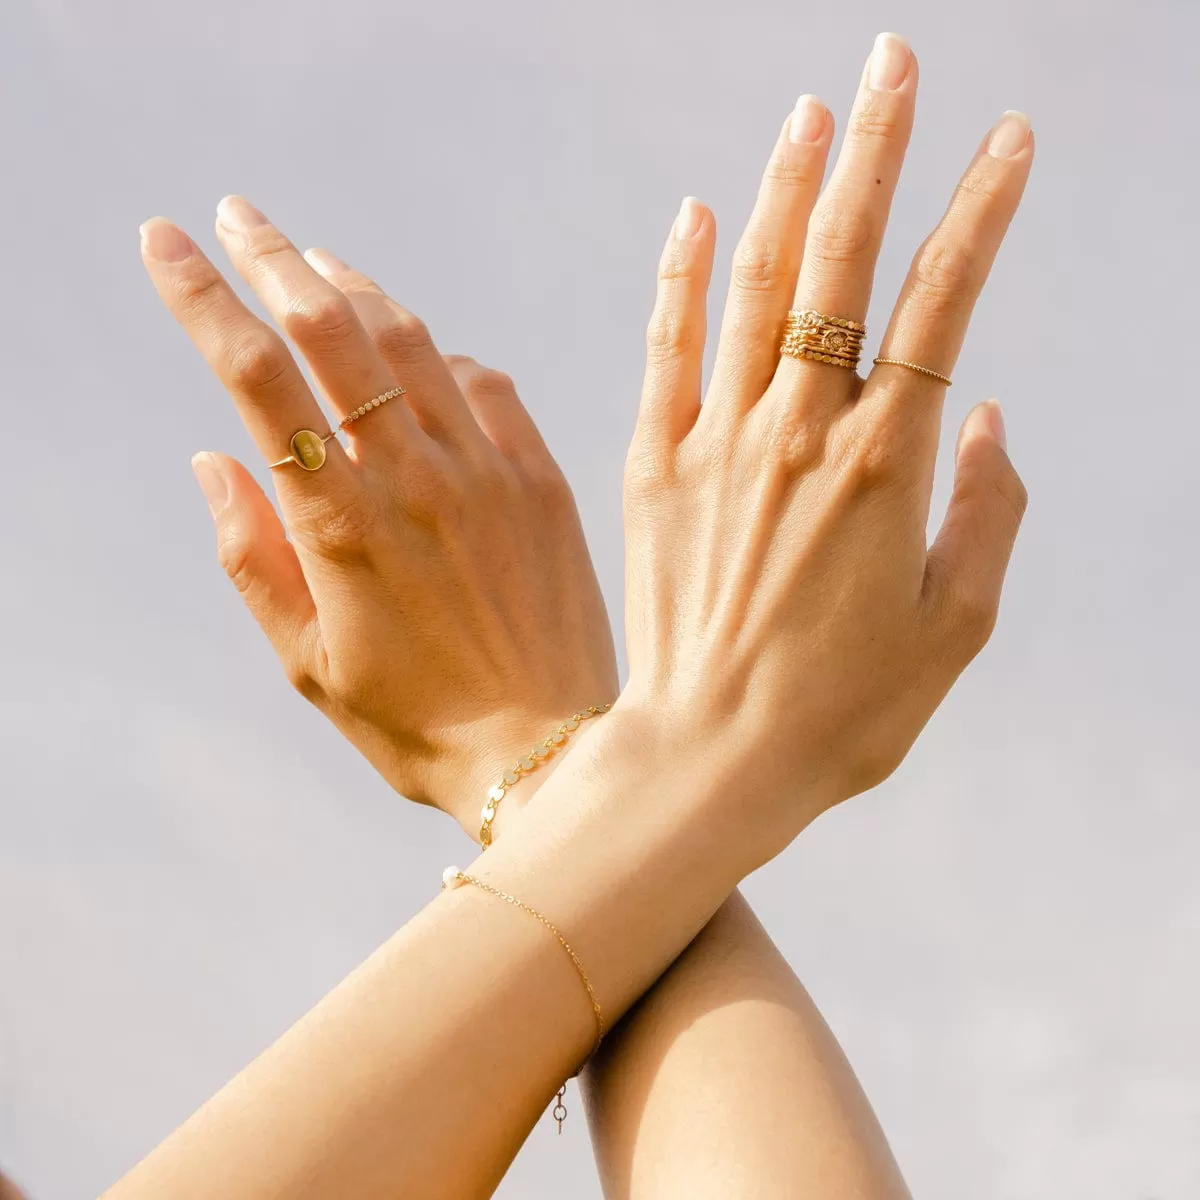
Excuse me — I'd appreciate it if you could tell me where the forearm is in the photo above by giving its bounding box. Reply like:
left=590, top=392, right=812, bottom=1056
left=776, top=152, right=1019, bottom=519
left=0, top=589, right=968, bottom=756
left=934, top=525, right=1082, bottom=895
left=103, top=705, right=764, bottom=1200
left=583, top=890, right=910, bottom=1199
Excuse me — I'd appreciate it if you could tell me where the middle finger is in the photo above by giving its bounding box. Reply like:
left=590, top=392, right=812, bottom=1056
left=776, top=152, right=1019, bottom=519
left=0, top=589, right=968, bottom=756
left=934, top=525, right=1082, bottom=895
left=214, top=196, right=423, bottom=463
left=769, top=32, right=918, bottom=412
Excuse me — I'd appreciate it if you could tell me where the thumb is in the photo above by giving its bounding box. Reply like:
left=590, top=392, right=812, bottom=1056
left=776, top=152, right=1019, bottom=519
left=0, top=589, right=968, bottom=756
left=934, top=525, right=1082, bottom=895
left=191, top=452, right=319, bottom=687
left=925, top=399, right=1028, bottom=651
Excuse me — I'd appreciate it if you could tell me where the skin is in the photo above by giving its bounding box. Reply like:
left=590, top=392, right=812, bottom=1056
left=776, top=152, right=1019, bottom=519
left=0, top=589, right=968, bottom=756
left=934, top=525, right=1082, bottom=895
left=119, top=32, right=1032, bottom=1199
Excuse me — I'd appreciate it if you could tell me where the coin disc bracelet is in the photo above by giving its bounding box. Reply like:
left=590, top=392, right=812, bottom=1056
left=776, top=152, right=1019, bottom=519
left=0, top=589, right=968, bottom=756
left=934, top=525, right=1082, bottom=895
left=479, top=704, right=610, bottom=847
left=443, top=702, right=611, bottom=1132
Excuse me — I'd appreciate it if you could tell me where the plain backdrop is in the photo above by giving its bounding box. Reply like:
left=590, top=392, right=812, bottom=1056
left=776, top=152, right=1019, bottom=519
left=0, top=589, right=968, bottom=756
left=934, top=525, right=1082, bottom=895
left=1, top=0, right=1197, bottom=1196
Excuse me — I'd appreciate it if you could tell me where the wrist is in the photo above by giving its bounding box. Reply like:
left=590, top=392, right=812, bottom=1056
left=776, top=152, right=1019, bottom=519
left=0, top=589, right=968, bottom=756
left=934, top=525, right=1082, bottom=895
left=433, top=700, right=617, bottom=844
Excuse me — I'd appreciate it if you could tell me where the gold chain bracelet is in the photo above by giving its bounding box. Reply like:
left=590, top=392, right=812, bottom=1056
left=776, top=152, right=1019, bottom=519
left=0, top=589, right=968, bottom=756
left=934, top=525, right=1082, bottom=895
left=441, top=868, right=604, bottom=1132
left=478, top=704, right=610, bottom=847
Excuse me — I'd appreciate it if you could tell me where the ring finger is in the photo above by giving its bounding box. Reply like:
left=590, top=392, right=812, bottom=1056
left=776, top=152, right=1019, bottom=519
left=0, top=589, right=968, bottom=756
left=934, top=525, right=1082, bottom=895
left=862, top=110, right=1035, bottom=497
left=770, top=32, right=918, bottom=411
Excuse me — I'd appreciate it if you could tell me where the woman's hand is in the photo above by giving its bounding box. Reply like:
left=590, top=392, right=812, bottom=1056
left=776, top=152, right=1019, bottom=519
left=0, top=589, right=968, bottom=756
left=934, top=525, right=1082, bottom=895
left=140, top=211, right=617, bottom=834
left=623, top=39, right=1033, bottom=859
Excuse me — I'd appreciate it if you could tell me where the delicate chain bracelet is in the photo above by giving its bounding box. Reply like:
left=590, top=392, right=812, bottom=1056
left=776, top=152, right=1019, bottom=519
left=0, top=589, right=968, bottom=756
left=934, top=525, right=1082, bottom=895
left=441, top=868, right=604, bottom=1132
left=478, top=704, right=610, bottom=847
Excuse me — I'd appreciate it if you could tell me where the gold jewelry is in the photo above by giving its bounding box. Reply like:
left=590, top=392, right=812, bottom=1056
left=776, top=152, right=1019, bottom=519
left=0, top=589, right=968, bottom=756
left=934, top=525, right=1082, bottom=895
left=441, top=868, right=604, bottom=1132
left=478, top=704, right=611, bottom=848
left=268, top=385, right=406, bottom=470
left=780, top=308, right=866, bottom=369
left=871, top=357, right=953, bottom=386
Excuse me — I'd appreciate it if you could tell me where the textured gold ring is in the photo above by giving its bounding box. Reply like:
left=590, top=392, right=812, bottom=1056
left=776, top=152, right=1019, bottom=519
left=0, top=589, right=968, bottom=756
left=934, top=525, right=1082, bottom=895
left=872, top=357, right=953, bottom=386
left=269, top=385, right=406, bottom=471
left=780, top=309, right=866, bottom=369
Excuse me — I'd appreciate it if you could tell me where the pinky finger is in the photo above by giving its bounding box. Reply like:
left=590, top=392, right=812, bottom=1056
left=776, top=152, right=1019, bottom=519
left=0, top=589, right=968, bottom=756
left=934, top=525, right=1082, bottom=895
left=191, top=452, right=322, bottom=695
left=922, top=400, right=1028, bottom=659
left=637, top=197, right=715, bottom=450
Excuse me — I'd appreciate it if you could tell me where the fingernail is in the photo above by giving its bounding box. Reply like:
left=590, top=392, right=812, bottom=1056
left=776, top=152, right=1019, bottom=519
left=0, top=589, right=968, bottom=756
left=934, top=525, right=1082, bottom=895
left=191, top=453, right=229, bottom=516
left=216, top=195, right=268, bottom=232
left=982, top=398, right=1007, bottom=450
left=988, top=111, right=1031, bottom=159
left=140, top=219, right=195, bottom=263
left=868, top=32, right=911, bottom=91
left=304, top=247, right=349, bottom=276
left=674, top=196, right=703, bottom=240
left=788, top=94, right=827, bottom=144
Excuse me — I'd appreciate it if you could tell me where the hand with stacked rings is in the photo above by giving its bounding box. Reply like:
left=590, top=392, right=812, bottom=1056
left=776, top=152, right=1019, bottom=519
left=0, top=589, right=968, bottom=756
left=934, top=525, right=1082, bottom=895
left=118, top=32, right=1033, bottom=1200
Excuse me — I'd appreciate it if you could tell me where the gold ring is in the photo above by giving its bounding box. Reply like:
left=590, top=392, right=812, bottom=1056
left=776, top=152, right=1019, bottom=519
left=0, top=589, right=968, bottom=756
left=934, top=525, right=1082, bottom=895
left=780, top=309, right=866, bottom=369
left=872, top=357, right=953, bottom=386
left=269, top=385, right=406, bottom=471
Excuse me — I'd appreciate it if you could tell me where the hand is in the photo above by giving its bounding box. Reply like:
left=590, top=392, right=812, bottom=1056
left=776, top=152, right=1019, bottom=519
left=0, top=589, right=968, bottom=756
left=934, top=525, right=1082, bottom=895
left=140, top=208, right=617, bottom=834
left=622, top=37, right=1032, bottom=858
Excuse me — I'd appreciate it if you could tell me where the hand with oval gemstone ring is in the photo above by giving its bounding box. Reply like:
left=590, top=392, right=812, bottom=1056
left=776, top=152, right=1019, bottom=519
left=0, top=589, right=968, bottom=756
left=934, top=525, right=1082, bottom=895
left=139, top=203, right=618, bottom=837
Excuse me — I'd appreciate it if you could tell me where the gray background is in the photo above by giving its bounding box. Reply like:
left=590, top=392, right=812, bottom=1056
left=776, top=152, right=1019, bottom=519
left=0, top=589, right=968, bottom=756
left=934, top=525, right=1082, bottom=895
left=0, top=0, right=1195, bottom=1196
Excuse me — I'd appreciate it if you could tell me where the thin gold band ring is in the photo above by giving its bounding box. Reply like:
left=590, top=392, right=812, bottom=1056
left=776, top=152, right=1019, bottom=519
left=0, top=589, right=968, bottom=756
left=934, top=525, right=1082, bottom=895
left=872, top=357, right=953, bottom=386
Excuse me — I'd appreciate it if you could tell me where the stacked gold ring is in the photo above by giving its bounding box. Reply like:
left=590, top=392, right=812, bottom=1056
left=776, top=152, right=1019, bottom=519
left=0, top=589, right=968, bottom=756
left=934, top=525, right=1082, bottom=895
left=780, top=308, right=866, bottom=370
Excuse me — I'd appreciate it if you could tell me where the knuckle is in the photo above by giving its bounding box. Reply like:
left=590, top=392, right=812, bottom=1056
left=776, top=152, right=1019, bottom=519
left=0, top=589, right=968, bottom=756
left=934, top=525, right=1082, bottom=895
left=956, top=160, right=1008, bottom=203
left=996, top=467, right=1029, bottom=526
left=172, top=263, right=226, bottom=314
left=225, top=327, right=292, bottom=394
left=730, top=237, right=788, bottom=294
left=215, top=526, right=255, bottom=595
left=460, top=363, right=516, bottom=399
left=849, top=91, right=910, bottom=144
left=282, top=291, right=359, bottom=346
left=761, top=405, right=825, bottom=475
left=760, top=154, right=820, bottom=192
left=835, top=420, right=898, bottom=489
left=955, top=585, right=1000, bottom=651
left=375, top=307, right=433, bottom=362
left=910, top=237, right=980, bottom=307
left=807, top=203, right=877, bottom=267
left=524, top=459, right=575, bottom=512
left=289, top=491, right=377, bottom=561
left=645, top=304, right=698, bottom=363
left=283, top=657, right=322, bottom=705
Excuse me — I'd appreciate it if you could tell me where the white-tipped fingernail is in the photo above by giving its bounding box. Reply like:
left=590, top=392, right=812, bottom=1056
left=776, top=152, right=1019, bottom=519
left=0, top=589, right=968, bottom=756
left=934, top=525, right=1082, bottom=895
left=988, top=110, right=1032, bottom=159
left=788, top=94, right=827, bottom=144
left=868, top=32, right=911, bottom=91
left=982, top=398, right=1007, bottom=450
left=674, top=196, right=703, bottom=239
left=191, top=453, right=228, bottom=517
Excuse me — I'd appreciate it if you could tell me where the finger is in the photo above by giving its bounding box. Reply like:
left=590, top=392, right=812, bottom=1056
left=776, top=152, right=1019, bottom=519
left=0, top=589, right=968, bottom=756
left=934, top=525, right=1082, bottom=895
left=213, top=197, right=422, bottom=460
left=702, top=96, right=833, bottom=419
left=923, top=400, right=1027, bottom=659
left=442, top=356, right=550, bottom=464
left=637, top=197, right=716, bottom=450
left=191, top=452, right=321, bottom=691
left=304, top=248, right=490, bottom=456
left=140, top=218, right=353, bottom=487
left=772, top=32, right=917, bottom=409
left=864, top=111, right=1035, bottom=483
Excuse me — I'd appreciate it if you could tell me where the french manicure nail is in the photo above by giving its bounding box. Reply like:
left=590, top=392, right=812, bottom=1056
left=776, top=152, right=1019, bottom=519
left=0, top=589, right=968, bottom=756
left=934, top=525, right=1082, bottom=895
left=868, top=32, right=911, bottom=91
left=192, top=453, right=229, bottom=517
left=982, top=398, right=1007, bottom=450
left=988, top=111, right=1031, bottom=159
left=216, top=195, right=268, bottom=232
left=140, top=219, right=195, bottom=263
left=674, top=196, right=703, bottom=240
left=304, top=247, right=349, bottom=276
left=788, top=94, right=827, bottom=144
